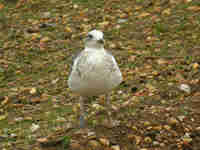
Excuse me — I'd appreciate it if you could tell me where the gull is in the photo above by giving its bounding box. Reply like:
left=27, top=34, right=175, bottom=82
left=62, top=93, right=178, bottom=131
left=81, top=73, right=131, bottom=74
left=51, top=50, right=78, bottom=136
left=68, top=30, right=123, bottom=128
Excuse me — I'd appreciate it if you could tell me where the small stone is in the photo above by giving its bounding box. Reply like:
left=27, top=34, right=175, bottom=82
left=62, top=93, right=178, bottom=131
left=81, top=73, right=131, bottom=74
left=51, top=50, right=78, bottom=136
left=30, top=87, right=37, bottom=94
left=15, top=117, right=23, bottom=122
left=51, top=78, right=59, bottom=84
left=115, top=24, right=121, bottom=29
left=117, top=90, right=123, bottom=94
left=160, top=143, right=165, bottom=147
left=117, top=19, right=128, bottom=23
left=73, top=4, right=78, bottom=9
left=87, top=131, right=96, bottom=139
left=87, top=131, right=96, bottom=137
left=10, top=133, right=17, bottom=138
left=153, top=141, right=160, bottom=146
left=196, top=127, right=200, bottom=131
left=179, top=84, right=191, bottom=94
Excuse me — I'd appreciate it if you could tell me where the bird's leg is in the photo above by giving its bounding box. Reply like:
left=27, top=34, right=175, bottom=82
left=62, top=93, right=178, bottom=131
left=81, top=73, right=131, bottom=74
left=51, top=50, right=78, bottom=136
left=79, top=96, right=86, bottom=128
left=105, top=93, right=112, bottom=121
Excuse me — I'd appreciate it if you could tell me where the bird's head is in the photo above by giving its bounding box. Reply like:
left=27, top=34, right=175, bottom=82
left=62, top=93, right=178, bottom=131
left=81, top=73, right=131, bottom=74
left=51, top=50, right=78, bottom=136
left=84, top=30, right=104, bottom=49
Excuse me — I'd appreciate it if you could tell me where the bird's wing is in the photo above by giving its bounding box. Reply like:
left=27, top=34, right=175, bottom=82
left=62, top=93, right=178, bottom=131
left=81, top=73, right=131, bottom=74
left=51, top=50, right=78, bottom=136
left=68, top=50, right=83, bottom=75
left=105, top=50, right=121, bottom=73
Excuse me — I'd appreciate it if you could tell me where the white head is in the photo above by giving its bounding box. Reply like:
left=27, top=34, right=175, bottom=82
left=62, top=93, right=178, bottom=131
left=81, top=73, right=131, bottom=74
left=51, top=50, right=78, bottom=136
left=84, top=30, right=104, bottom=49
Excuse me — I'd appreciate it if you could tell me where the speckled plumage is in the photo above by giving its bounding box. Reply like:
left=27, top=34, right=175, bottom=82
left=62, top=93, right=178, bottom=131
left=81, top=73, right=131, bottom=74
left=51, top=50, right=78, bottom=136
left=68, top=30, right=122, bottom=96
left=68, top=49, right=122, bottom=96
left=68, top=30, right=122, bottom=127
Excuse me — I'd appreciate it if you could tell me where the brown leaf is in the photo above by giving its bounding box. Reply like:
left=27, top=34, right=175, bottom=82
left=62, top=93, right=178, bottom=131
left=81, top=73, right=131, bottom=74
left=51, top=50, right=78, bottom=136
left=98, top=21, right=110, bottom=28
left=162, top=8, right=171, bottom=15
left=192, top=63, right=199, bottom=69
left=134, top=136, right=142, bottom=145
left=99, top=138, right=110, bottom=146
left=1, top=96, right=9, bottom=106
left=0, top=4, right=4, bottom=10
left=37, top=137, right=48, bottom=143
left=40, top=37, right=51, bottom=43
left=137, top=12, right=150, bottom=18
left=187, top=6, right=200, bottom=11
left=0, top=114, right=7, bottom=120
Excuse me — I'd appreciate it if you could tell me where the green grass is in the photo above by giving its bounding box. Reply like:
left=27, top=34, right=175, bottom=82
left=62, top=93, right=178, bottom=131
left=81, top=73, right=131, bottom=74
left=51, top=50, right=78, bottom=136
left=1, top=0, right=200, bottom=149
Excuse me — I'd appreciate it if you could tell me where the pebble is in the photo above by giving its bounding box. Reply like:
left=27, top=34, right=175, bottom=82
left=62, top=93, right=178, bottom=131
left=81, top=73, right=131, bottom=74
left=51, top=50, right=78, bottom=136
left=179, top=84, right=191, bottom=94
left=117, top=19, right=128, bottom=23
left=153, top=141, right=160, bottom=146
left=196, top=126, right=200, bottom=131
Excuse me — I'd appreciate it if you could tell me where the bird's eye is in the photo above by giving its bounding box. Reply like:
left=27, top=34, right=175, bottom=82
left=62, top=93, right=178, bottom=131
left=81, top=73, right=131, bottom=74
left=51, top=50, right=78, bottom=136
left=87, top=34, right=93, bottom=39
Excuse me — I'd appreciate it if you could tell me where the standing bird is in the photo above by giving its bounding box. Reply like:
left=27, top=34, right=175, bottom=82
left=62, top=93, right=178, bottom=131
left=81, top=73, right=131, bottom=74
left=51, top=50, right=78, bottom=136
left=68, top=30, right=123, bottom=127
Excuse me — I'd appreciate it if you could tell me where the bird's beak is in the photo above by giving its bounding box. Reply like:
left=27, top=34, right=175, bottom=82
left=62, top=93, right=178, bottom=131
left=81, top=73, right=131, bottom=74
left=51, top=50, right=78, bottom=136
left=98, top=39, right=104, bottom=44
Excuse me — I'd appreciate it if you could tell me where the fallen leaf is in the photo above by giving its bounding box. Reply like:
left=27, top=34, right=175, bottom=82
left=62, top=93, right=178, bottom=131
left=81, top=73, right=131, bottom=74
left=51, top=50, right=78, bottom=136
left=0, top=114, right=7, bottom=120
left=162, top=8, right=171, bottom=15
left=192, top=63, right=199, bottom=69
left=111, top=145, right=120, bottom=150
left=65, top=26, right=72, bottom=33
left=37, top=137, right=49, bottom=143
left=137, top=12, right=150, bottom=18
left=0, top=4, right=4, bottom=10
left=99, top=138, right=110, bottom=146
left=88, top=140, right=101, bottom=148
left=187, top=6, right=200, bottom=11
left=40, top=37, right=51, bottom=43
left=30, top=87, right=37, bottom=95
left=134, top=136, right=142, bottom=145
left=98, top=21, right=109, bottom=28
left=1, top=96, right=9, bottom=106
